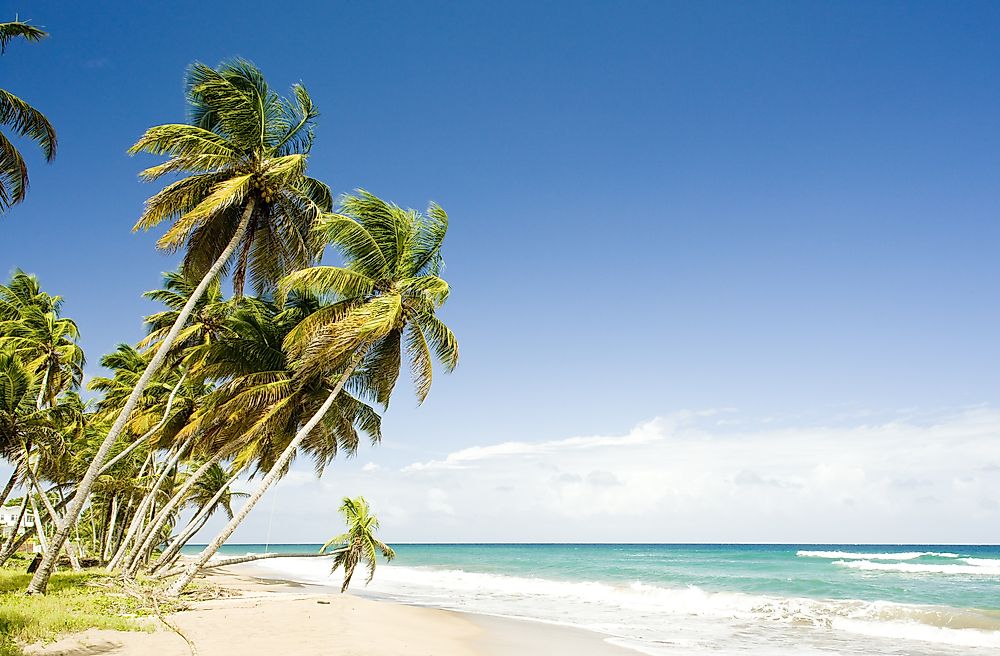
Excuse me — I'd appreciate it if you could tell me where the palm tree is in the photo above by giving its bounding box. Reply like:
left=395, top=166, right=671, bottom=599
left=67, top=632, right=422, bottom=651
left=151, top=462, right=246, bottom=573
left=138, top=270, right=229, bottom=359
left=2, top=306, right=84, bottom=408
left=167, top=191, right=458, bottom=595
left=322, top=496, right=395, bottom=592
left=29, top=59, right=330, bottom=594
left=0, top=20, right=56, bottom=212
left=141, top=297, right=381, bottom=578
left=0, top=349, right=78, bottom=565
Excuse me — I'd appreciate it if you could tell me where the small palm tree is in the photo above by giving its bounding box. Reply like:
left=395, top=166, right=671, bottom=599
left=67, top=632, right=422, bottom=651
left=0, top=21, right=56, bottom=212
left=322, top=496, right=395, bottom=592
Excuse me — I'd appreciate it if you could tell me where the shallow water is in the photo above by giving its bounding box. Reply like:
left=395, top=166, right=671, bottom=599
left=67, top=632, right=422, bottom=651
left=187, top=543, right=1000, bottom=654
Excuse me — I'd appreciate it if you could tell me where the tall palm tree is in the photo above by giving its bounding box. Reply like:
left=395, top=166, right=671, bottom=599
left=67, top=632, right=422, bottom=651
left=0, top=270, right=56, bottom=505
left=0, top=21, right=56, bottom=212
left=168, top=191, right=458, bottom=595
left=29, top=59, right=330, bottom=594
left=322, top=496, right=395, bottom=592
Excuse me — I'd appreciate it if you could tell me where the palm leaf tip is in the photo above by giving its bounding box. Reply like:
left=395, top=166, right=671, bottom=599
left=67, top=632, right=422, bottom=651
left=0, top=21, right=47, bottom=54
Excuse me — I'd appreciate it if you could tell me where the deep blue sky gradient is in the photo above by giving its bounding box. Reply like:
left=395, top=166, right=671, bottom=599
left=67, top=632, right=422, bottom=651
left=1, top=1, right=998, bottom=460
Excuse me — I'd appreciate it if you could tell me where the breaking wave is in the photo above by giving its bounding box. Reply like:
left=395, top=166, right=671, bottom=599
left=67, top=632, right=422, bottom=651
left=235, top=557, right=1000, bottom=653
left=834, top=559, right=1000, bottom=576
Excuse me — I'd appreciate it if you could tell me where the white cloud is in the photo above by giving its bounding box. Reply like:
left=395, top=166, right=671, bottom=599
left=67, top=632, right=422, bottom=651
left=362, top=462, right=380, bottom=472
left=401, top=417, right=670, bottom=472
left=212, top=406, right=1000, bottom=544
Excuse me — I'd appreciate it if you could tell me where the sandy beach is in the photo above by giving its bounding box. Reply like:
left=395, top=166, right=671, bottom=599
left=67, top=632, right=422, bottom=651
left=25, top=566, right=633, bottom=656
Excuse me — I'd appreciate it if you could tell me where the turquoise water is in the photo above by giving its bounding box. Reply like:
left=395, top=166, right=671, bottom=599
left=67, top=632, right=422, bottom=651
left=188, top=543, right=1000, bottom=654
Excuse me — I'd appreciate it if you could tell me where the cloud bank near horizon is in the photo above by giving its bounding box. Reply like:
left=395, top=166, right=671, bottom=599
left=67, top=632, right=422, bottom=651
left=222, top=406, right=1000, bottom=544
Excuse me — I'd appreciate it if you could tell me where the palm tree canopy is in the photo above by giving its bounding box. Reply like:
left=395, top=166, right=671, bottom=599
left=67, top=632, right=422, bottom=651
left=0, top=272, right=84, bottom=405
left=281, top=191, right=459, bottom=406
left=138, top=270, right=229, bottom=359
left=0, top=21, right=56, bottom=213
left=129, top=59, right=332, bottom=296
left=0, top=349, right=61, bottom=467
left=0, top=270, right=60, bottom=322
left=322, top=496, right=395, bottom=592
left=186, top=298, right=382, bottom=478
left=0, top=21, right=46, bottom=53
left=186, top=462, right=246, bottom=519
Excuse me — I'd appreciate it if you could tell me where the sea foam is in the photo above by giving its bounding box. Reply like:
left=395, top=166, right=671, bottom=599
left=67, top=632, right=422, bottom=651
left=796, top=550, right=959, bottom=560
left=234, top=557, right=1000, bottom=653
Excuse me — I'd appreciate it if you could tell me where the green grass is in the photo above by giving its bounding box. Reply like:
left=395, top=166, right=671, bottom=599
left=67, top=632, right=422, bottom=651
left=0, top=557, right=157, bottom=656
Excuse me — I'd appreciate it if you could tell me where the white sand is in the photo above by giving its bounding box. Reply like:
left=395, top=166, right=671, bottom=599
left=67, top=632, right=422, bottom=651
left=26, top=566, right=632, bottom=656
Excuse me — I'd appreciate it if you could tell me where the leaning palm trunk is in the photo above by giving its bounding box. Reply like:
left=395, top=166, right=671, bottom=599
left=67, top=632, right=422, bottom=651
left=29, top=496, right=49, bottom=554
left=167, top=353, right=364, bottom=596
left=102, top=496, right=119, bottom=562
left=106, top=439, right=191, bottom=571
left=99, top=371, right=187, bottom=476
left=27, top=478, right=81, bottom=570
left=122, top=448, right=231, bottom=578
left=21, top=443, right=81, bottom=570
left=103, top=453, right=154, bottom=565
left=0, top=470, right=18, bottom=508
left=152, top=470, right=240, bottom=575
left=35, top=367, right=49, bottom=411
left=156, top=550, right=342, bottom=580
left=28, top=202, right=256, bottom=594
left=151, top=513, right=209, bottom=576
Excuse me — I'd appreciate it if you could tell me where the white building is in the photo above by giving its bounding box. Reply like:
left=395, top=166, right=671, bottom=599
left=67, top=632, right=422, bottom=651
left=0, top=503, right=35, bottom=538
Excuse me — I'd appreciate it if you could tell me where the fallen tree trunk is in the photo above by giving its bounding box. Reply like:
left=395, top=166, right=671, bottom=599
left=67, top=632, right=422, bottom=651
left=155, top=548, right=345, bottom=579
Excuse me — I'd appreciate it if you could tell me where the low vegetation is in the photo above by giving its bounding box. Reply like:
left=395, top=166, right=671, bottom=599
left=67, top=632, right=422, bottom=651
left=0, top=557, right=162, bottom=656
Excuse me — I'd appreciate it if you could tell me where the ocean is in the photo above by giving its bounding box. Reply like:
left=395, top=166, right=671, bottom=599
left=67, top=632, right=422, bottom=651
left=184, top=543, right=1000, bottom=654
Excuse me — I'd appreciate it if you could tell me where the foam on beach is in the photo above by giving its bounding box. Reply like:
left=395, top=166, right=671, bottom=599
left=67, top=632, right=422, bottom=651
left=235, top=555, right=1000, bottom=655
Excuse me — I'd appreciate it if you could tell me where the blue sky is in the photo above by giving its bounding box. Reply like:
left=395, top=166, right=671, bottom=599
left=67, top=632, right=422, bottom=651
left=1, top=1, right=999, bottom=541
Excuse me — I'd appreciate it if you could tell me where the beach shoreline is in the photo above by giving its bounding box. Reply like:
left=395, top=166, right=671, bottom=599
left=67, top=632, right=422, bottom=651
left=25, top=565, right=634, bottom=656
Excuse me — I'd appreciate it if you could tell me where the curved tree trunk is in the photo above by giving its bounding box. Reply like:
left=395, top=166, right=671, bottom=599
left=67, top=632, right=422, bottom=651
left=122, top=447, right=231, bottom=578
left=167, top=353, right=364, bottom=596
left=28, top=200, right=256, bottom=595
left=99, top=371, right=187, bottom=476
left=28, top=478, right=80, bottom=571
left=154, top=513, right=210, bottom=575
left=35, top=365, right=50, bottom=411
left=0, top=469, right=19, bottom=508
